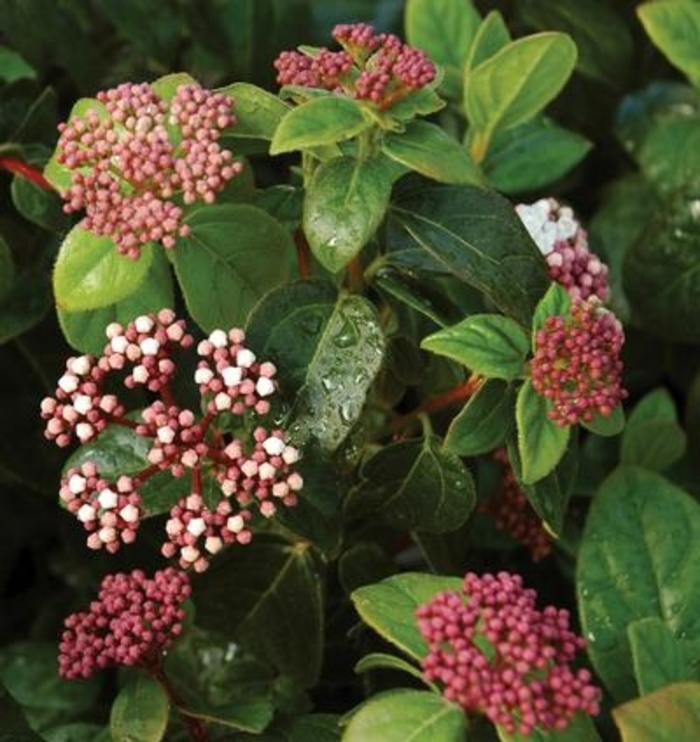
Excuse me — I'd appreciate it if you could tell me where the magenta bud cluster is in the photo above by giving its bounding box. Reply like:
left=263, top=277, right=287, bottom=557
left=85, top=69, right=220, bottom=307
left=273, top=23, right=436, bottom=109
left=41, top=311, right=303, bottom=567
left=56, top=81, right=242, bottom=258
left=516, top=198, right=610, bottom=302
left=531, top=299, right=627, bottom=426
left=58, top=567, right=190, bottom=679
left=481, top=448, right=552, bottom=562
left=417, top=572, right=601, bottom=735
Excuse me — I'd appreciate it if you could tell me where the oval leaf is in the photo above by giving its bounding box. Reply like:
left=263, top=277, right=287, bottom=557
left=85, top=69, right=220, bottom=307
left=303, top=156, right=392, bottom=273
left=577, top=466, right=700, bottom=701
left=343, top=689, right=466, bottom=742
left=270, top=97, right=369, bottom=155
left=218, top=81, right=291, bottom=140
left=109, top=675, right=169, bottom=742
left=53, top=226, right=154, bottom=312
left=173, top=203, right=291, bottom=332
left=421, top=313, right=530, bottom=380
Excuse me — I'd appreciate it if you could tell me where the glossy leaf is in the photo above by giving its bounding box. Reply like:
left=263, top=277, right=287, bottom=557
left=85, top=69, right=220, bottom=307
left=621, top=387, right=687, bottom=471
left=218, top=81, right=290, bottom=140
left=387, top=185, right=551, bottom=327
left=193, top=535, right=325, bottom=688
left=520, top=0, right=633, bottom=87
left=624, top=185, right=700, bottom=343
left=351, top=572, right=463, bottom=662
left=516, top=379, right=570, bottom=485
left=466, top=11, right=511, bottom=71
left=638, top=1, right=700, bottom=87
left=57, top=248, right=174, bottom=354
left=11, top=175, right=69, bottom=232
left=613, top=682, right=700, bottom=741
left=628, top=617, right=700, bottom=695
left=421, top=313, right=530, bottom=380
left=404, top=0, right=482, bottom=100
left=172, top=203, right=291, bottom=332
left=444, top=379, right=515, bottom=456
left=577, top=466, right=700, bottom=701
left=581, top=405, right=626, bottom=438
left=465, top=32, right=577, bottom=145
left=109, top=675, right=169, bottom=742
left=246, top=281, right=385, bottom=452
left=483, top=117, right=591, bottom=195
left=270, top=97, right=369, bottom=154
left=303, top=156, right=392, bottom=273
left=342, top=689, right=466, bottom=742
left=347, top=435, right=476, bottom=533
left=382, top=121, right=483, bottom=185
left=53, top=226, right=154, bottom=312
left=497, top=713, right=602, bottom=741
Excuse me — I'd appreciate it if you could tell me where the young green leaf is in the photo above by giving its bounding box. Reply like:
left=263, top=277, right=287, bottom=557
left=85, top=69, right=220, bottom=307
left=270, top=97, right=370, bottom=154
left=303, top=155, right=392, bottom=273
left=532, top=282, right=571, bottom=338
left=53, top=227, right=154, bottom=312
left=421, top=313, right=530, bottom=379
left=466, top=10, right=511, bottom=71
left=581, top=405, right=625, bottom=438
left=577, top=467, right=700, bottom=701
left=516, top=379, right=571, bottom=485
left=109, top=675, right=169, bottom=742
left=217, top=81, right=291, bottom=140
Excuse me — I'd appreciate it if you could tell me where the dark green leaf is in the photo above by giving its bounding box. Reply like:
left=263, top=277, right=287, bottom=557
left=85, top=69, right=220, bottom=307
left=613, top=682, right=700, bottom=742
left=40, top=723, right=109, bottom=742
left=354, top=653, right=427, bottom=684
left=621, top=388, right=686, bottom=471
left=270, top=97, right=370, bottom=154
left=303, top=155, right=392, bottom=273
left=444, top=379, right=515, bottom=456
left=581, top=405, right=626, bottom=438
left=218, top=82, right=291, bottom=140
left=0, top=684, right=44, bottom=742
left=497, top=713, right=602, bottom=741
left=173, top=203, right=291, bottom=332
left=53, top=227, right=154, bottom=312
left=638, top=1, right=700, bottom=87
left=11, top=173, right=69, bottom=233
left=382, top=121, right=483, bottom=185
left=404, top=0, right=482, bottom=100
left=624, top=185, right=700, bottom=343
left=421, top=313, right=530, bottom=380
left=387, top=185, right=550, bottom=327
left=247, top=281, right=385, bottom=452
left=638, top=116, right=700, bottom=195
left=0, top=46, right=36, bottom=83
left=516, top=379, right=570, bottom=485
left=343, top=689, right=466, bottom=742
left=109, top=675, right=169, bottom=742
left=483, top=117, right=591, bottom=196
left=101, top=3, right=182, bottom=65
left=629, top=617, right=700, bottom=695
left=0, top=236, right=15, bottom=301
left=351, top=572, right=463, bottom=661
left=347, top=435, right=476, bottom=532
left=338, top=542, right=397, bottom=595
left=519, top=0, right=633, bottom=88
left=577, top=466, right=700, bottom=701
left=466, top=11, right=511, bottom=71
left=194, top=535, right=325, bottom=688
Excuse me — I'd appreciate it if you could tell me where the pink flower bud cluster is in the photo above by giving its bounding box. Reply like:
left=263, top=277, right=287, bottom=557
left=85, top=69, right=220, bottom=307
left=58, top=567, right=190, bottom=679
left=273, top=23, right=436, bottom=110
left=42, top=311, right=303, bottom=568
left=481, top=449, right=552, bottom=561
left=417, top=572, right=601, bottom=735
left=56, top=81, right=242, bottom=258
left=59, top=462, right=142, bottom=552
left=531, top=299, right=627, bottom=426
left=516, top=198, right=609, bottom=302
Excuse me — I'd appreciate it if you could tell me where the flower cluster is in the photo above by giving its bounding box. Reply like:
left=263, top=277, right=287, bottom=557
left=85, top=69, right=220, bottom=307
left=56, top=81, right=242, bottom=258
left=58, top=568, right=190, bottom=679
left=41, top=311, right=303, bottom=568
left=417, top=572, right=601, bottom=735
left=531, top=298, right=627, bottom=426
left=516, top=198, right=609, bottom=302
left=274, top=23, right=436, bottom=109
left=481, top=449, right=552, bottom=561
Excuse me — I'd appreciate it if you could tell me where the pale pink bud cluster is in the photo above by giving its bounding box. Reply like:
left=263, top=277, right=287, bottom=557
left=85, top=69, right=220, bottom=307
left=59, top=462, right=142, bottom=553
left=56, top=81, right=241, bottom=258
left=162, top=494, right=253, bottom=572
left=531, top=299, right=627, bottom=426
left=516, top=198, right=609, bottom=302
left=273, top=23, right=436, bottom=110
left=58, top=567, right=190, bottom=679
left=481, top=449, right=552, bottom=561
left=417, top=572, right=601, bottom=735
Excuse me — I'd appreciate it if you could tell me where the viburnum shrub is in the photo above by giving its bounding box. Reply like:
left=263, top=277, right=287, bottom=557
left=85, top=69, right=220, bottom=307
left=2, top=1, right=700, bottom=741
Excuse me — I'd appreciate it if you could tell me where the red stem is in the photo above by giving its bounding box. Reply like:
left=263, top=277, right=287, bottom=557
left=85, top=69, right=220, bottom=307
left=159, top=383, right=178, bottom=409
left=294, top=228, right=311, bottom=279
left=0, top=156, right=54, bottom=191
